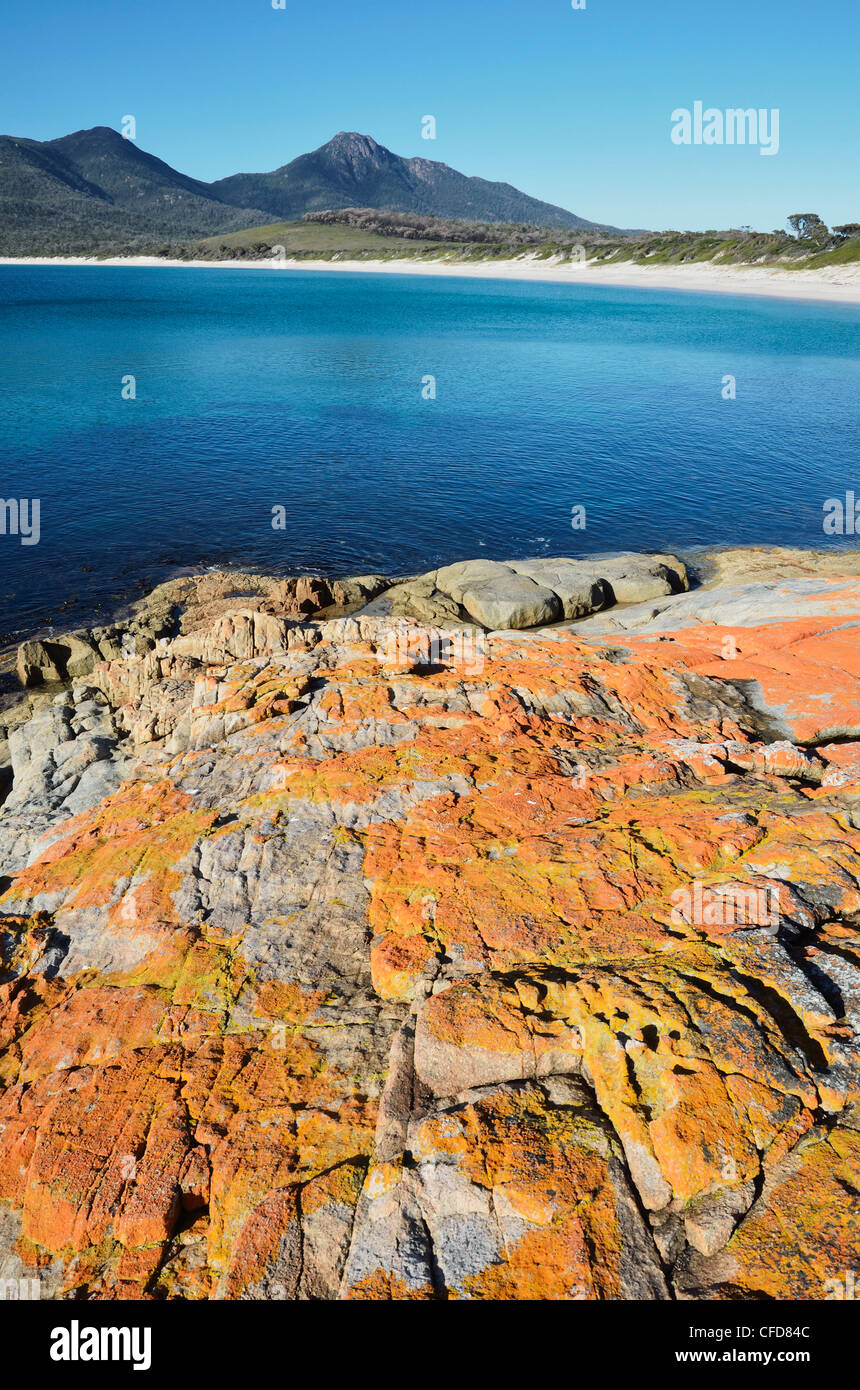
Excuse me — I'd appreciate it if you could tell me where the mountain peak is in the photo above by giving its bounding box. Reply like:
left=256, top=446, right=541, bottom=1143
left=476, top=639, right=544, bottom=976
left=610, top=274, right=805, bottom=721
left=315, top=131, right=391, bottom=177
left=48, top=126, right=128, bottom=151
left=325, top=131, right=384, bottom=152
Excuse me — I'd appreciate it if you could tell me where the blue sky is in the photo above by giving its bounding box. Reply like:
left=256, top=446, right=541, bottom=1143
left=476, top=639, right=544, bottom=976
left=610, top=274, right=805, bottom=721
left=2, top=0, right=857, bottom=231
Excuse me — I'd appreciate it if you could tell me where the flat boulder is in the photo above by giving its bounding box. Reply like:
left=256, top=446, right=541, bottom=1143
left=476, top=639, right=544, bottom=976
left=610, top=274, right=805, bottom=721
left=460, top=573, right=561, bottom=630
left=593, top=554, right=687, bottom=604
left=434, top=559, right=516, bottom=605
left=509, top=560, right=609, bottom=619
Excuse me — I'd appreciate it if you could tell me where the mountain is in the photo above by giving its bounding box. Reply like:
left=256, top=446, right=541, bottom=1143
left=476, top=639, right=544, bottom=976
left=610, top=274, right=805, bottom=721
left=0, top=127, right=268, bottom=255
left=0, top=134, right=133, bottom=251
left=0, top=126, right=612, bottom=255
left=43, top=126, right=243, bottom=220
left=211, top=131, right=602, bottom=230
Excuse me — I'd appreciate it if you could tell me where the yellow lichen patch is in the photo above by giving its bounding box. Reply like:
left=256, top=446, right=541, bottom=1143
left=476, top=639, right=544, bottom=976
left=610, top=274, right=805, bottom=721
left=414, top=1087, right=627, bottom=1300
left=300, top=1157, right=367, bottom=1218
left=423, top=980, right=538, bottom=1055
left=721, top=1125, right=860, bottom=1299
left=346, top=1270, right=437, bottom=1300
left=641, top=1059, right=759, bottom=1203
left=168, top=935, right=249, bottom=1018
left=370, top=931, right=436, bottom=1002
left=1, top=780, right=217, bottom=929
left=9, top=985, right=168, bottom=1084
left=724, top=1073, right=813, bottom=1164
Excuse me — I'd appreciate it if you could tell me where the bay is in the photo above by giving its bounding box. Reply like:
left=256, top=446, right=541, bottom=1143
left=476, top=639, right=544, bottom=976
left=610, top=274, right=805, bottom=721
left=0, top=264, right=857, bottom=643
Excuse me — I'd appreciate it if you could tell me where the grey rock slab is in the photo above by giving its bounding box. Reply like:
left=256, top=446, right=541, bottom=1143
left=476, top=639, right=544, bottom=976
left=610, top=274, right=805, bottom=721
left=575, top=577, right=860, bottom=637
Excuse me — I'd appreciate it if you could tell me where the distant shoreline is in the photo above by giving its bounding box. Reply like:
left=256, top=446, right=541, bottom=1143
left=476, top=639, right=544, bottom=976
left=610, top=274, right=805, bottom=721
left=2, top=253, right=860, bottom=304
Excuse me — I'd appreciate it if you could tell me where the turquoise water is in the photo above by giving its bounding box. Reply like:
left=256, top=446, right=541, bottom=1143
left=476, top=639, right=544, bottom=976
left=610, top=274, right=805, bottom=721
left=0, top=264, right=858, bottom=642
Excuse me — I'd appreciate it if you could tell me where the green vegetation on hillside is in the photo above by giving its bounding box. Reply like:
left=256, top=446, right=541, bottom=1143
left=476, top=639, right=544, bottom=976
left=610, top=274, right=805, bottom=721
left=195, top=219, right=443, bottom=257
left=164, top=211, right=860, bottom=272
left=596, top=226, right=860, bottom=269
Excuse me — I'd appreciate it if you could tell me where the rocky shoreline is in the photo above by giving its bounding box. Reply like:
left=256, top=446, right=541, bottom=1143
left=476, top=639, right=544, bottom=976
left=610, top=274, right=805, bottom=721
left=7, top=544, right=860, bottom=784
left=1, top=552, right=692, bottom=794
left=1, top=545, right=860, bottom=1299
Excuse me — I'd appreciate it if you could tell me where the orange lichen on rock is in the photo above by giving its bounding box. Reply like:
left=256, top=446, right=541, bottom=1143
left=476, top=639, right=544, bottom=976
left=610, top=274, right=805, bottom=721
left=1, top=583, right=859, bottom=1298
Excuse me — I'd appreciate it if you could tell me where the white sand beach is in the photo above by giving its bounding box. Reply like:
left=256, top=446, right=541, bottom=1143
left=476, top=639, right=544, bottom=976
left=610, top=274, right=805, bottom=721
left=2, top=253, right=860, bottom=304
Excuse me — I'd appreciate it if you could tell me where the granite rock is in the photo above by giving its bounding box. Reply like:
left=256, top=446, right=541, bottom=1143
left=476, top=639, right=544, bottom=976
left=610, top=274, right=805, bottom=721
left=0, top=551, right=858, bottom=1300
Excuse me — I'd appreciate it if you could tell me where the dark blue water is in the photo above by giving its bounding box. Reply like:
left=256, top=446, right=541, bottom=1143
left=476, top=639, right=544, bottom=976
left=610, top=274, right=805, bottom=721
left=0, top=265, right=858, bottom=643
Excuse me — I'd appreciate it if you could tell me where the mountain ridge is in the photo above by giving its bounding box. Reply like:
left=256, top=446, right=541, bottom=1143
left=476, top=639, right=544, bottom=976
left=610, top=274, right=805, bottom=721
left=0, top=126, right=617, bottom=254
left=0, top=126, right=270, bottom=254
left=211, top=129, right=607, bottom=230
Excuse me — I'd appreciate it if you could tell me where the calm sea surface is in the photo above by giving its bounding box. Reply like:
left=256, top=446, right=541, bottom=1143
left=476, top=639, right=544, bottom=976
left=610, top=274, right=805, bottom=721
left=0, top=264, right=858, bottom=643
